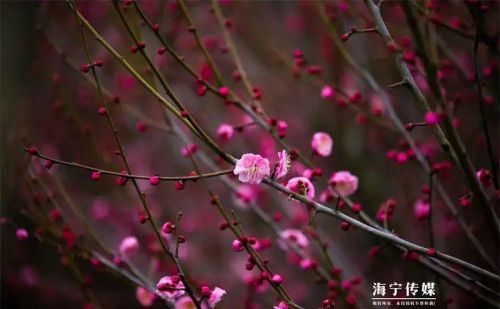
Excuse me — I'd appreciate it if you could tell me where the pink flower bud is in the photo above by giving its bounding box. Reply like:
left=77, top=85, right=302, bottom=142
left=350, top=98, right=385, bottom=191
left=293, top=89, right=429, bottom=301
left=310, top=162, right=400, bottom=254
left=162, top=221, right=175, bottom=234
left=149, top=176, right=160, bottom=186
left=232, top=239, right=244, bottom=252
left=219, top=86, right=230, bottom=97
left=119, top=236, right=140, bottom=257
left=321, top=85, right=335, bottom=100
left=175, top=181, right=185, bottom=190
left=201, top=286, right=211, bottom=297
left=217, top=124, right=234, bottom=141
left=271, top=274, right=283, bottom=284
left=91, top=171, right=101, bottom=181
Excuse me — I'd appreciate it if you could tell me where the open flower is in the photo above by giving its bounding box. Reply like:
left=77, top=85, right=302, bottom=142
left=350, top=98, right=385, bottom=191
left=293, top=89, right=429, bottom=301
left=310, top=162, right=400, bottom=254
left=329, top=171, right=359, bottom=197
left=311, top=132, right=333, bottom=157
left=156, top=276, right=185, bottom=300
left=274, top=150, right=290, bottom=179
left=285, top=177, right=315, bottom=199
left=233, top=153, right=270, bottom=184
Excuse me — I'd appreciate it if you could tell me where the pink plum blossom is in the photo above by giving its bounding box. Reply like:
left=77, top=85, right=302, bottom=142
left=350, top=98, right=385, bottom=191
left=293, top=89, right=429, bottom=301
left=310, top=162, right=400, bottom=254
left=329, top=171, right=359, bottom=197
left=279, top=229, right=309, bottom=248
left=156, top=275, right=185, bottom=300
left=414, top=199, right=430, bottom=221
left=274, top=150, right=290, bottom=179
left=207, top=287, right=226, bottom=308
left=136, top=287, right=156, bottom=307
left=311, top=132, right=333, bottom=157
left=119, top=236, right=140, bottom=257
left=233, top=153, right=270, bottom=184
left=285, top=177, right=315, bottom=199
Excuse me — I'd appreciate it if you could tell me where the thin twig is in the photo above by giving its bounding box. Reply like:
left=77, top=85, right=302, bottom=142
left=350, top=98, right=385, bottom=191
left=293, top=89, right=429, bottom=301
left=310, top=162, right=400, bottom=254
left=28, top=150, right=232, bottom=182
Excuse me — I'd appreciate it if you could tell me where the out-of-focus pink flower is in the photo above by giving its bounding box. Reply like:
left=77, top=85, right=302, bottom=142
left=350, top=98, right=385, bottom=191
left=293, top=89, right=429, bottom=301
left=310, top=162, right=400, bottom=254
left=321, top=85, right=335, bottom=100
left=274, top=301, right=289, bottom=309
left=16, top=228, right=28, bottom=240
left=218, top=86, right=230, bottom=97
left=207, top=287, right=226, bottom=308
left=181, top=144, right=198, bottom=157
left=115, top=73, right=136, bottom=91
left=217, top=124, right=234, bottom=141
left=136, top=287, right=156, bottom=307
left=235, top=184, right=259, bottom=205
left=271, top=274, right=283, bottom=284
left=119, top=236, right=140, bottom=257
left=424, top=111, right=440, bottom=126
left=329, top=171, right=359, bottom=197
left=156, top=275, right=185, bottom=300
left=233, top=153, right=270, bottom=184
left=396, top=151, right=408, bottom=164
left=414, top=199, right=430, bottom=221
left=371, top=95, right=384, bottom=115
left=91, top=198, right=110, bottom=220
left=299, top=258, right=317, bottom=270
left=274, top=150, right=290, bottom=179
left=276, top=120, right=288, bottom=138
left=280, top=229, right=309, bottom=248
left=286, top=177, right=315, bottom=199
left=311, top=132, right=333, bottom=157
left=320, top=190, right=334, bottom=203
left=20, top=266, right=39, bottom=287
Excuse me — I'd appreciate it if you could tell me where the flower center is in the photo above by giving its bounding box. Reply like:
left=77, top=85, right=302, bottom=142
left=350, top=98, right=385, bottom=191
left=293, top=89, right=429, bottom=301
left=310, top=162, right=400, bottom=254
left=249, top=165, right=259, bottom=177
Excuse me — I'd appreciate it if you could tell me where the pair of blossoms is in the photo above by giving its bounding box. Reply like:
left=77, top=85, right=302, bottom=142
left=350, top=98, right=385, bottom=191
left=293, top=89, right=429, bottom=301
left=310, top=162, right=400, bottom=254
left=233, top=132, right=358, bottom=199
left=118, top=237, right=226, bottom=308
left=135, top=279, right=226, bottom=309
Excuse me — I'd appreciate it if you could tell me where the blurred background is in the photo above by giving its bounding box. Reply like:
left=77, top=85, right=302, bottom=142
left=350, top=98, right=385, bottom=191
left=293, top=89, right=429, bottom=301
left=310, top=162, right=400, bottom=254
left=1, top=1, right=499, bottom=308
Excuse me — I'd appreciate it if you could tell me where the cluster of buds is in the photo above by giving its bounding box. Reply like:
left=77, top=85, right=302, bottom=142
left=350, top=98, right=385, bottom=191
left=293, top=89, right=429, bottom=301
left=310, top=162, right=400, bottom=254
left=80, top=59, right=103, bottom=73
left=130, top=42, right=146, bottom=53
